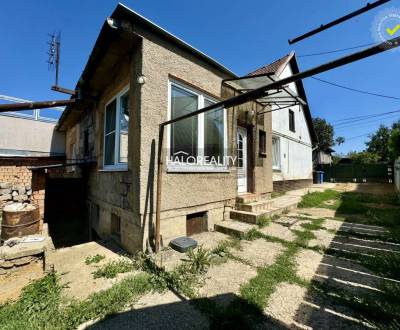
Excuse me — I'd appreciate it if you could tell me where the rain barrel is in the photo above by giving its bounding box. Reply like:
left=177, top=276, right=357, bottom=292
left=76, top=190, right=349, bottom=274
left=1, top=204, right=40, bottom=242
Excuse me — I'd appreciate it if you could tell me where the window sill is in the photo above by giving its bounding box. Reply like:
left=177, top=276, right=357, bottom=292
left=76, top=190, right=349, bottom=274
left=273, top=168, right=281, bottom=172
left=167, top=165, right=230, bottom=173
left=99, top=167, right=128, bottom=172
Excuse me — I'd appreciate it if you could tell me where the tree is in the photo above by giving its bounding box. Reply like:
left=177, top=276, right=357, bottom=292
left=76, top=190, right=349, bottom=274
left=347, top=150, right=380, bottom=163
left=335, top=136, right=345, bottom=145
left=313, top=117, right=334, bottom=150
left=389, top=127, right=400, bottom=160
left=365, top=125, right=391, bottom=162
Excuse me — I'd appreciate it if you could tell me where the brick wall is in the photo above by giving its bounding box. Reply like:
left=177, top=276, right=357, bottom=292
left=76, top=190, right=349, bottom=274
left=273, top=179, right=313, bottom=193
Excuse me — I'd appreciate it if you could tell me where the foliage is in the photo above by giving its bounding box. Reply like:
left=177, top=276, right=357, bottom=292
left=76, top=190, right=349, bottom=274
left=313, top=117, right=335, bottom=150
left=256, top=215, right=271, bottom=228
left=92, top=259, right=134, bottom=279
left=298, top=189, right=340, bottom=208
left=0, top=272, right=151, bottom=330
left=85, top=254, right=105, bottom=265
left=366, top=124, right=391, bottom=162
left=389, top=127, right=400, bottom=160
left=335, top=136, right=345, bottom=145
left=347, top=150, right=380, bottom=163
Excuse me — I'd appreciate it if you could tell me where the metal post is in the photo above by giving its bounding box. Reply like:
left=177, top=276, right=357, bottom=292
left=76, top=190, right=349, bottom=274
left=155, top=125, right=164, bottom=253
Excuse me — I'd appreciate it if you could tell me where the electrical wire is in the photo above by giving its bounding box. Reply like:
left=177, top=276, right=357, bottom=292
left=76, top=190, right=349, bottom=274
left=332, top=109, right=400, bottom=124
left=335, top=114, right=400, bottom=131
left=298, top=42, right=378, bottom=58
left=310, top=77, right=400, bottom=100
left=333, top=111, right=400, bottom=128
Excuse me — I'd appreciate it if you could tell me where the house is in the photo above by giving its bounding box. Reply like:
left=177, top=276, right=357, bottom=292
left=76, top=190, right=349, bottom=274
left=248, top=53, right=318, bottom=192
left=49, top=4, right=316, bottom=253
left=315, top=147, right=335, bottom=166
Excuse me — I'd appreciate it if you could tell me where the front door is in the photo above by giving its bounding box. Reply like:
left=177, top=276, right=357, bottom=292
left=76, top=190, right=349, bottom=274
left=237, top=127, right=248, bottom=194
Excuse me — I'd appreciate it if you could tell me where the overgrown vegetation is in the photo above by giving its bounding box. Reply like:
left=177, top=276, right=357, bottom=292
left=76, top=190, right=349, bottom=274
left=0, top=272, right=151, bottom=330
left=92, top=259, right=134, bottom=279
left=85, top=254, right=105, bottom=265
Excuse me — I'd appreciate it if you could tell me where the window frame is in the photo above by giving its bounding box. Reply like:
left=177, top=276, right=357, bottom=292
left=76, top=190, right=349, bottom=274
left=272, top=136, right=281, bottom=170
left=167, top=79, right=228, bottom=173
left=289, top=109, right=295, bottom=133
left=103, top=85, right=130, bottom=170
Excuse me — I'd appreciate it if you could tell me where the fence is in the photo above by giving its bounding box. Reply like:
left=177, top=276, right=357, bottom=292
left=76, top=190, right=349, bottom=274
left=395, top=158, right=400, bottom=192
left=321, top=163, right=394, bottom=183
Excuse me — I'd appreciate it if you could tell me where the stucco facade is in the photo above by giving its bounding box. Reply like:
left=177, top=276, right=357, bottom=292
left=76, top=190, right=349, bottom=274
left=59, top=5, right=274, bottom=253
left=271, top=60, right=313, bottom=188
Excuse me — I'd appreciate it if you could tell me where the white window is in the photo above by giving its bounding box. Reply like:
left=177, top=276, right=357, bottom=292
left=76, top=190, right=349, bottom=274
left=104, top=86, right=129, bottom=169
left=272, top=136, right=281, bottom=170
left=167, top=80, right=228, bottom=172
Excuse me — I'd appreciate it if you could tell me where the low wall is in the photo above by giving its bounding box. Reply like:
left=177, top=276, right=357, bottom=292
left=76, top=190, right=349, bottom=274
left=273, top=179, right=313, bottom=193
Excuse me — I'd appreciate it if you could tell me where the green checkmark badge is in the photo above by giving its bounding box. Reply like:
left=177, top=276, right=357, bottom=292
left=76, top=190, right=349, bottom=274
left=386, top=24, right=400, bottom=36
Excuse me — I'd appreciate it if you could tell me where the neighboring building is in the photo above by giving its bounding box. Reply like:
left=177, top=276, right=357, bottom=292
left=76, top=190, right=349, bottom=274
left=0, top=96, right=65, bottom=222
left=55, top=4, right=275, bottom=252
left=315, top=147, right=335, bottom=166
left=248, top=53, right=317, bottom=192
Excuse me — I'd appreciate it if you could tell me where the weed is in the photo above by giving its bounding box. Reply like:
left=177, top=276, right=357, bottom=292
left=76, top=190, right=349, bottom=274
left=92, top=259, right=134, bottom=279
left=298, top=189, right=340, bottom=209
left=85, top=254, right=105, bottom=265
left=256, top=215, right=271, bottom=228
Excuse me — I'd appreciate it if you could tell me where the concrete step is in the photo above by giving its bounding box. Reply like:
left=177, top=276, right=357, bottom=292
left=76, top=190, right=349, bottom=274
left=236, top=194, right=259, bottom=204
left=237, top=199, right=274, bottom=212
left=214, top=220, right=255, bottom=237
left=230, top=208, right=281, bottom=224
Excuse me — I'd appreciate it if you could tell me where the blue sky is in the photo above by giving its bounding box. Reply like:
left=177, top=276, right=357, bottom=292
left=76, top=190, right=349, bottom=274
left=1, top=0, right=399, bottom=154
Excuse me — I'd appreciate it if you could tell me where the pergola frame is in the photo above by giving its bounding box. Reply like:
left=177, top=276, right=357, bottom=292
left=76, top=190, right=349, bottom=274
left=155, top=36, right=400, bottom=252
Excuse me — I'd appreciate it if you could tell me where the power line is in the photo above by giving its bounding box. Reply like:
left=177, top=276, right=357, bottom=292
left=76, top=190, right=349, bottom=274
left=298, top=42, right=378, bottom=58
left=310, top=77, right=400, bottom=100
left=345, top=132, right=373, bottom=141
left=335, top=114, right=400, bottom=131
left=332, top=109, right=400, bottom=123
left=333, top=110, right=400, bottom=127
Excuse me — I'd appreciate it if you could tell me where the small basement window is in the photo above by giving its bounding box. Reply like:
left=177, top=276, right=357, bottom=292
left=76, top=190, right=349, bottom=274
left=259, top=130, right=266, bottom=157
left=186, top=211, right=207, bottom=236
left=111, top=213, right=121, bottom=238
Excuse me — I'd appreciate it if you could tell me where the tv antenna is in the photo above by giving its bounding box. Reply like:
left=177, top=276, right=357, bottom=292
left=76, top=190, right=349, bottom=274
left=47, top=32, right=76, bottom=96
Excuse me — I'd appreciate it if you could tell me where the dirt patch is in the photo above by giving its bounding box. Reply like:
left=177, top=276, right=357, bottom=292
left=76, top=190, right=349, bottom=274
left=46, top=240, right=137, bottom=300
left=0, top=259, right=44, bottom=303
left=323, top=199, right=337, bottom=206
left=264, top=283, right=307, bottom=328
left=198, top=260, right=257, bottom=307
left=87, top=290, right=209, bottom=330
left=295, top=249, right=323, bottom=282
left=308, top=229, right=335, bottom=249
left=232, top=239, right=284, bottom=267
left=260, top=223, right=296, bottom=242
left=335, top=183, right=395, bottom=195
left=323, top=219, right=343, bottom=231
left=295, top=207, right=339, bottom=218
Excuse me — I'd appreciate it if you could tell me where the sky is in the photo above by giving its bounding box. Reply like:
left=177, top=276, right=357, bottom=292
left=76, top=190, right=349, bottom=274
left=1, top=0, right=399, bottom=154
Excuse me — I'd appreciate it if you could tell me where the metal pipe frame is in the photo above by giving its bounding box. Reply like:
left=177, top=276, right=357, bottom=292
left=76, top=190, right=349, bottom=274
left=0, top=99, right=78, bottom=113
left=288, top=0, right=390, bottom=44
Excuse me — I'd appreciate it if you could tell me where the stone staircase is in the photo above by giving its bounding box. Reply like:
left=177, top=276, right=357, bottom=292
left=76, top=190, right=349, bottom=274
left=215, top=193, right=301, bottom=236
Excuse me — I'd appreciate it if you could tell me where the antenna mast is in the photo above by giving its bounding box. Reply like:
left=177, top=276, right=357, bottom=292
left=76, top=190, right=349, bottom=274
left=47, top=31, right=76, bottom=96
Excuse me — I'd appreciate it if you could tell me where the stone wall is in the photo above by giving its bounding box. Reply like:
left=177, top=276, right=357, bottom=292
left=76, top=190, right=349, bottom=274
left=0, top=182, right=32, bottom=208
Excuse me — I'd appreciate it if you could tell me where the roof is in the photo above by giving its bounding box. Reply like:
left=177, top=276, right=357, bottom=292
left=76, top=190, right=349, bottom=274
left=57, top=3, right=237, bottom=130
left=247, top=52, right=318, bottom=145
left=247, top=53, right=292, bottom=77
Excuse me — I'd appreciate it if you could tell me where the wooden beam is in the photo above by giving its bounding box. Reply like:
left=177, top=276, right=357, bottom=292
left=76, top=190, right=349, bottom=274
left=0, top=99, right=78, bottom=113
left=51, top=85, right=77, bottom=96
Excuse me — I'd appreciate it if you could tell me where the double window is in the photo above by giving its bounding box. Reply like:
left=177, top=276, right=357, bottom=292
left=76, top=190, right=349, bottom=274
left=104, top=87, right=129, bottom=169
left=168, top=80, right=227, bottom=171
left=272, top=136, right=281, bottom=170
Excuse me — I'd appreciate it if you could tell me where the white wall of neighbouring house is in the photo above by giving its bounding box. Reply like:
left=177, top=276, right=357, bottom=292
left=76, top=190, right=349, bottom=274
left=271, top=63, right=313, bottom=182
left=0, top=114, right=65, bottom=156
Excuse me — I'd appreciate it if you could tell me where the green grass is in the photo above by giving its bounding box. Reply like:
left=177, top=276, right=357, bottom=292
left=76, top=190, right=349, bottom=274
left=0, top=272, right=151, bottom=330
left=298, top=189, right=340, bottom=209
left=271, top=191, right=286, bottom=199
left=85, top=254, right=105, bottom=265
left=92, top=259, right=134, bottom=279
left=256, top=215, right=272, bottom=228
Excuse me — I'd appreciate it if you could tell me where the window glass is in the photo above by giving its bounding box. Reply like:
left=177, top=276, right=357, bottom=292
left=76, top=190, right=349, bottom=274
left=238, top=134, right=244, bottom=168
left=170, top=85, right=198, bottom=161
left=272, top=137, right=280, bottom=169
left=104, top=100, right=116, bottom=165
left=289, top=110, right=295, bottom=132
left=204, top=99, right=224, bottom=163
left=119, top=92, right=129, bottom=163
